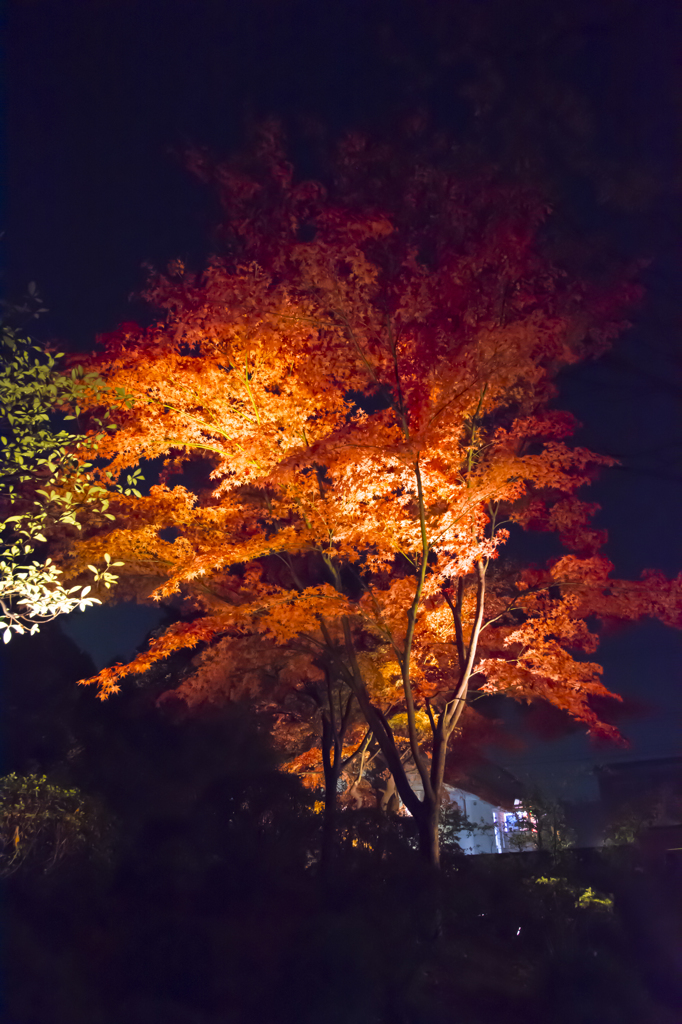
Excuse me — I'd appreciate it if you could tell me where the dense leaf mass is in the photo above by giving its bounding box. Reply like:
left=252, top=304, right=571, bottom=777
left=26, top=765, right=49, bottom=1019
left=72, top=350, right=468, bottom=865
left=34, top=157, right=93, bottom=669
left=62, top=134, right=679, bottom=859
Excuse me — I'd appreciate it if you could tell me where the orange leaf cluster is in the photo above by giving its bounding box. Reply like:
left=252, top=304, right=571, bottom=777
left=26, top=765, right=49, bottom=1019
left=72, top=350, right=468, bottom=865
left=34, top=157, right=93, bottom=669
left=66, top=133, right=676, bottom=772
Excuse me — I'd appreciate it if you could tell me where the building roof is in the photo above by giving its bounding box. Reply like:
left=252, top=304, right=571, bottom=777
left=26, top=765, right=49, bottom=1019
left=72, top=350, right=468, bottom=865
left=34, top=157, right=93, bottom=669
left=595, top=756, right=682, bottom=775
left=445, top=760, right=525, bottom=811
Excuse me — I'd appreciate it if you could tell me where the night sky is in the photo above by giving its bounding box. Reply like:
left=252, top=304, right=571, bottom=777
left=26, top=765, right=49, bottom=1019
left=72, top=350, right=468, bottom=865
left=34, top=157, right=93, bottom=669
left=5, top=0, right=682, bottom=797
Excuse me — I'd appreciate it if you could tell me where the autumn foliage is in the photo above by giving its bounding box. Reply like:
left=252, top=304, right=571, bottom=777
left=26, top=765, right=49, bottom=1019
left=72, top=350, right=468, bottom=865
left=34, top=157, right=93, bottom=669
left=64, top=131, right=680, bottom=863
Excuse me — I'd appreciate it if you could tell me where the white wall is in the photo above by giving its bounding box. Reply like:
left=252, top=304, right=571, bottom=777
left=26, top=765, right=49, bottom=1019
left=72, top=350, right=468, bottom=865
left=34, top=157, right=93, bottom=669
left=402, top=768, right=507, bottom=854
left=446, top=787, right=501, bottom=855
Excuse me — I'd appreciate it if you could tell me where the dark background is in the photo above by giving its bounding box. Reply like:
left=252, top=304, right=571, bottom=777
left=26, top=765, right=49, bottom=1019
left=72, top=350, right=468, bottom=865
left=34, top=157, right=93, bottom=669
left=4, top=0, right=682, bottom=797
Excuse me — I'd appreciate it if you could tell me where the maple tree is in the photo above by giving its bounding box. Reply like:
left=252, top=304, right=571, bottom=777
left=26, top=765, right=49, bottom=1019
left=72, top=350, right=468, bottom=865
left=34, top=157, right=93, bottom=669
left=64, top=131, right=681, bottom=866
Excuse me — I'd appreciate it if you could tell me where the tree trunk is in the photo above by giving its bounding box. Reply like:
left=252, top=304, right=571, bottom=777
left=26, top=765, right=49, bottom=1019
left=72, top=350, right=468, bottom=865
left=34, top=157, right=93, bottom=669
left=380, top=772, right=398, bottom=814
left=415, top=801, right=445, bottom=943
left=317, top=681, right=354, bottom=874
left=321, top=782, right=337, bottom=872
left=415, top=796, right=441, bottom=867
left=326, top=566, right=487, bottom=871
left=320, top=713, right=339, bottom=874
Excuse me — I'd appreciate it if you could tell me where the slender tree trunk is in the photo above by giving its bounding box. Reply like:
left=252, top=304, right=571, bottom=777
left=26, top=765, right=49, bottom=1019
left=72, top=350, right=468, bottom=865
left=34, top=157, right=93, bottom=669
left=318, top=683, right=354, bottom=874
left=322, top=553, right=487, bottom=872
left=321, top=783, right=338, bottom=872
left=417, top=803, right=441, bottom=868
left=379, top=772, right=398, bottom=814
left=320, top=713, right=339, bottom=873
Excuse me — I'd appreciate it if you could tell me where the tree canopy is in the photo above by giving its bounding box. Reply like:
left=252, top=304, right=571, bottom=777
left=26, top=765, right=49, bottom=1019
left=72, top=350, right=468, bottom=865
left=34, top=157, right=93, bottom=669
left=63, top=133, right=681, bottom=864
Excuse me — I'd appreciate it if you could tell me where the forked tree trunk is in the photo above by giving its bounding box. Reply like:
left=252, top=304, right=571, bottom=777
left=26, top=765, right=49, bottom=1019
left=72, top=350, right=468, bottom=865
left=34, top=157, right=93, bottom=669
left=322, top=559, right=487, bottom=870
left=333, top=672, right=445, bottom=867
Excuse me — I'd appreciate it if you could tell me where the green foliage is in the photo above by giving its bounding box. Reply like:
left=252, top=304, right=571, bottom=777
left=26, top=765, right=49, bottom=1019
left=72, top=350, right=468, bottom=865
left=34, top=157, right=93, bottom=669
left=0, top=772, right=114, bottom=876
left=533, top=875, right=613, bottom=914
left=504, top=793, right=576, bottom=856
left=1, top=666, right=671, bottom=1024
left=602, top=802, right=655, bottom=847
left=0, top=324, right=128, bottom=638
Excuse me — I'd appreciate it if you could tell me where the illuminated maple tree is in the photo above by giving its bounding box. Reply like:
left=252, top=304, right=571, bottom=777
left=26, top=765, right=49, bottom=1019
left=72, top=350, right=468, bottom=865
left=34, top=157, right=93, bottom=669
left=66, top=131, right=680, bottom=865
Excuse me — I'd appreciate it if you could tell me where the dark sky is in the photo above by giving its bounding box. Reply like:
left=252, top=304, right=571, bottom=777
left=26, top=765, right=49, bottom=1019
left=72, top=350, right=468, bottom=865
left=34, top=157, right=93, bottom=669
left=5, top=0, right=682, bottom=796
